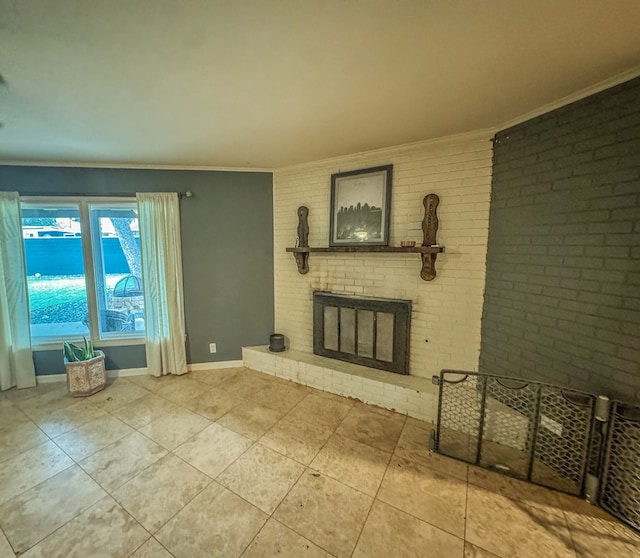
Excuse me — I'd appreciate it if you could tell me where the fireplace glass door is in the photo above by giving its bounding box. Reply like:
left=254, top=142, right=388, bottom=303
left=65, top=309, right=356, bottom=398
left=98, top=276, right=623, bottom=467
left=313, top=291, right=411, bottom=375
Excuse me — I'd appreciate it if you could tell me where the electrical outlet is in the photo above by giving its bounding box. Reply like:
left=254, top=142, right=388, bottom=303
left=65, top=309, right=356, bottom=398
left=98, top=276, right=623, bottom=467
left=209, top=343, right=217, bottom=354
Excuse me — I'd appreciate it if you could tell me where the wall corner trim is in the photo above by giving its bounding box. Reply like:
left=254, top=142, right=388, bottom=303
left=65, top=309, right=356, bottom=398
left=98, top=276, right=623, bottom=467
left=187, top=360, right=244, bottom=371
left=36, top=367, right=149, bottom=383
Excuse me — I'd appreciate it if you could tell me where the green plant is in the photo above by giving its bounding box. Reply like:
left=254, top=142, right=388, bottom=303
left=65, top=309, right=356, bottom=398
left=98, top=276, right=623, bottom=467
left=63, top=337, right=97, bottom=362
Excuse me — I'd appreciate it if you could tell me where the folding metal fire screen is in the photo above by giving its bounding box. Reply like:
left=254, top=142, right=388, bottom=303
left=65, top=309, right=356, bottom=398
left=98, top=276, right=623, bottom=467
left=432, top=370, right=640, bottom=532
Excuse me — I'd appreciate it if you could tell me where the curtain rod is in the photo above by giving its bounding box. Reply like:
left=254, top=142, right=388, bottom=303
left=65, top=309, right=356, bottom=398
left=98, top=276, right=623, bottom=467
left=17, top=191, right=193, bottom=199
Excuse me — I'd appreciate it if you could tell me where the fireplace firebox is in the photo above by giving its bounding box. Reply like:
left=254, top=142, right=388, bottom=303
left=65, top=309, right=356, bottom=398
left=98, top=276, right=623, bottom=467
left=313, top=291, right=411, bottom=375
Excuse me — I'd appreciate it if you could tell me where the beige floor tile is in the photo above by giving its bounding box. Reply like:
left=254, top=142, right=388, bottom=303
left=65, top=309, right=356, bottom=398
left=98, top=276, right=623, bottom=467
left=20, top=496, right=149, bottom=558
left=242, top=519, right=333, bottom=558
left=218, top=443, right=304, bottom=513
left=17, top=385, right=76, bottom=416
left=0, top=419, right=49, bottom=463
left=0, top=441, right=73, bottom=506
left=111, top=393, right=180, bottom=430
left=85, top=379, right=150, bottom=412
left=353, top=400, right=400, bottom=417
left=0, top=530, right=14, bottom=557
left=138, top=407, right=211, bottom=450
left=465, top=542, right=502, bottom=557
left=0, top=465, right=105, bottom=554
left=79, top=431, right=167, bottom=492
left=2, top=386, right=38, bottom=404
left=243, top=368, right=280, bottom=382
left=189, top=367, right=244, bottom=386
left=260, top=416, right=333, bottom=465
left=53, top=414, right=134, bottom=461
left=247, top=381, right=310, bottom=413
left=310, top=388, right=355, bottom=404
left=560, top=494, right=640, bottom=558
left=465, top=483, right=575, bottom=558
left=217, top=400, right=283, bottom=441
left=468, top=466, right=562, bottom=509
left=378, top=456, right=467, bottom=538
left=155, top=377, right=208, bottom=405
left=112, top=454, right=211, bottom=533
left=353, top=499, right=464, bottom=558
left=156, top=482, right=267, bottom=558
left=28, top=399, right=106, bottom=438
left=274, top=470, right=372, bottom=558
left=287, top=393, right=352, bottom=431
left=310, top=433, right=391, bottom=496
left=129, top=538, right=174, bottom=558
left=173, top=422, right=253, bottom=478
left=0, top=401, right=31, bottom=432
left=405, top=416, right=435, bottom=430
left=217, top=372, right=272, bottom=399
left=5, top=383, right=65, bottom=405
left=181, top=386, right=243, bottom=421
left=336, top=404, right=405, bottom=453
left=127, top=374, right=176, bottom=393
left=395, top=421, right=468, bottom=481
left=5, top=374, right=619, bottom=557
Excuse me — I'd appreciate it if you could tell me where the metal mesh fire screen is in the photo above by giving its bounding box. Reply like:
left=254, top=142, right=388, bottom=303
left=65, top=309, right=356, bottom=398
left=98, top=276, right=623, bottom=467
left=599, top=401, right=640, bottom=532
left=431, top=370, right=640, bottom=533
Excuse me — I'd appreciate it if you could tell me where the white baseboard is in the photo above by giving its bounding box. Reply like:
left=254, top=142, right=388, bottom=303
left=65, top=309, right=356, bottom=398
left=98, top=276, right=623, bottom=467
left=107, top=367, right=149, bottom=378
left=37, top=367, right=149, bottom=384
left=36, top=374, right=66, bottom=384
left=36, top=361, right=242, bottom=384
left=188, top=360, right=244, bottom=371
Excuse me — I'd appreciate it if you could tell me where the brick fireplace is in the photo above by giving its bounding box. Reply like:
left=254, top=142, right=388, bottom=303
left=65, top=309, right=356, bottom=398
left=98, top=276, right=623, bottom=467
left=257, top=131, right=493, bottom=421
left=272, top=132, right=493, bottom=382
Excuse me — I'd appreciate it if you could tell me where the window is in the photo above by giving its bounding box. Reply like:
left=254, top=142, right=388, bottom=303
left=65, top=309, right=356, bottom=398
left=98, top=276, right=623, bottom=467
left=21, top=198, right=145, bottom=344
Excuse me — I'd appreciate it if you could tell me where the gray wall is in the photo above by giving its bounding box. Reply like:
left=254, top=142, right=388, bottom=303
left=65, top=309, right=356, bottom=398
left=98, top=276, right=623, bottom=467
left=480, top=77, right=640, bottom=404
left=33, top=345, right=147, bottom=376
left=0, top=165, right=274, bottom=375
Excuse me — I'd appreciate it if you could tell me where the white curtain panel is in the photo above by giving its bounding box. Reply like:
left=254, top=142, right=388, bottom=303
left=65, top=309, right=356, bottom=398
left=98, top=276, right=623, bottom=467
left=0, top=192, right=36, bottom=390
left=137, top=192, right=188, bottom=377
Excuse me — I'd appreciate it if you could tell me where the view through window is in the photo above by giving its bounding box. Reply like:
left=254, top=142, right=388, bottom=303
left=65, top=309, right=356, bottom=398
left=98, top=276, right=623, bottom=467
left=21, top=199, right=145, bottom=343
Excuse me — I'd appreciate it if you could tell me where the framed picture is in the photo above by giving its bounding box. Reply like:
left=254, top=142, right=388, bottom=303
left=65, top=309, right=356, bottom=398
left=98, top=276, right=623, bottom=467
left=329, top=165, right=393, bottom=247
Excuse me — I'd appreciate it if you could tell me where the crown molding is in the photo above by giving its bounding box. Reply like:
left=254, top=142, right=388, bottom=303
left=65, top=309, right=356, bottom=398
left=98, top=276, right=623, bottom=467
left=0, top=160, right=273, bottom=173
left=497, top=66, right=640, bottom=132
left=275, top=127, right=497, bottom=174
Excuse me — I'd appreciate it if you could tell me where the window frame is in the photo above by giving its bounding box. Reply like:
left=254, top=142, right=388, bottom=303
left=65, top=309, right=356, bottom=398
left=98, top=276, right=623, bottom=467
left=21, top=196, right=146, bottom=348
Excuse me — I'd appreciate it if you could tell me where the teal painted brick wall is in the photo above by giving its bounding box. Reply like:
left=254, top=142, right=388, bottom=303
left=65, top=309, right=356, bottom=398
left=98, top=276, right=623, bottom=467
left=480, top=77, right=640, bottom=403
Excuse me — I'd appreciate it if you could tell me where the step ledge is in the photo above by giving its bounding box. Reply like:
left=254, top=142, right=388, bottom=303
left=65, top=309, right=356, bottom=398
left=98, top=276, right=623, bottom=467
left=242, top=345, right=436, bottom=422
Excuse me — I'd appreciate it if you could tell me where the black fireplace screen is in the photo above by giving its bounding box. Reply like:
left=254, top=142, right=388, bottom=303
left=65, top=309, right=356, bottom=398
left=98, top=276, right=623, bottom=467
left=432, top=369, right=640, bottom=533
left=313, top=291, right=411, bottom=375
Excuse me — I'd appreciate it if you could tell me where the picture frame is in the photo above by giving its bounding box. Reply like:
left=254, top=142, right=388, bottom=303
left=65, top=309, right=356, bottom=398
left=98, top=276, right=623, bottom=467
left=329, top=164, right=393, bottom=247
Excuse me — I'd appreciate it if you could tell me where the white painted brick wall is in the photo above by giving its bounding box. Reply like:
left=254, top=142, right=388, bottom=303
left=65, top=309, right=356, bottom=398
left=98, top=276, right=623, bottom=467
left=273, top=131, right=493, bottom=379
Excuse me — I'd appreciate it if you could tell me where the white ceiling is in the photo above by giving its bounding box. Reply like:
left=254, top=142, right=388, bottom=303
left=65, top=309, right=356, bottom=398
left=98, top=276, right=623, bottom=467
left=1, top=0, right=640, bottom=169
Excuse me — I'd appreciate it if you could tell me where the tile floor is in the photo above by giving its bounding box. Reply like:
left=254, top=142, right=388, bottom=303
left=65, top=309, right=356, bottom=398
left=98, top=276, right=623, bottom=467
left=0, top=368, right=638, bottom=558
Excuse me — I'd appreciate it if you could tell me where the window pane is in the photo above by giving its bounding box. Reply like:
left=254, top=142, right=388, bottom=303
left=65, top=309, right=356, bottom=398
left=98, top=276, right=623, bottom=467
left=90, top=205, right=145, bottom=338
left=22, top=204, right=90, bottom=339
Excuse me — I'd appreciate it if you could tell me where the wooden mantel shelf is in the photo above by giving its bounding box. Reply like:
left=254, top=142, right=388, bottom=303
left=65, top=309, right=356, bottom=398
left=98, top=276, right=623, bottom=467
left=286, top=246, right=444, bottom=254
left=288, top=194, right=443, bottom=281
left=285, top=245, right=444, bottom=281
